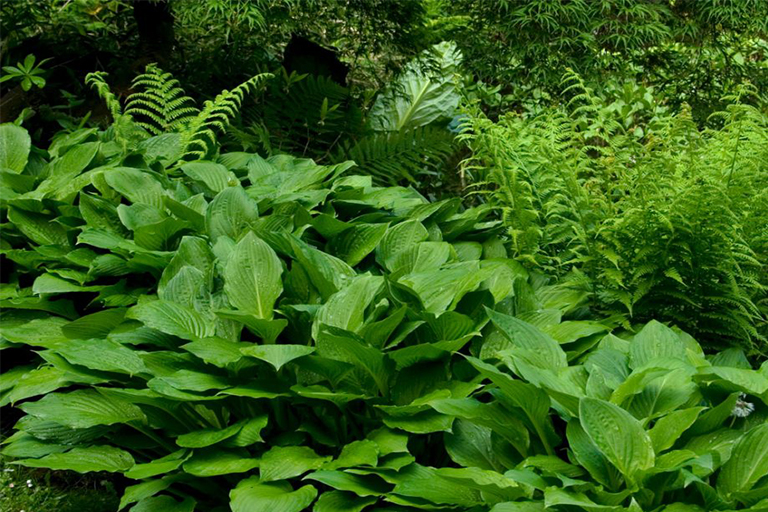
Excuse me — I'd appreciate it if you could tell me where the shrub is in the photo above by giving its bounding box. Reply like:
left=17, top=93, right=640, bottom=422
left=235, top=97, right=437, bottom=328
left=1, top=99, right=768, bottom=510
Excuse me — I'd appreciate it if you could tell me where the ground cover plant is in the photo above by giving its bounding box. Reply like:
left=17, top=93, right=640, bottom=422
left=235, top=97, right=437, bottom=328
left=1, top=1, right=768, bottom=511
left=0, top=65, right=768, bottom=511
left=459, top=77, right=768, bottom=351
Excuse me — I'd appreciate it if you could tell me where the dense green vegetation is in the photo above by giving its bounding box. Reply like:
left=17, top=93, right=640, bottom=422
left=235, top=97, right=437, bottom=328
left=1, top=1, right=767, bottom=512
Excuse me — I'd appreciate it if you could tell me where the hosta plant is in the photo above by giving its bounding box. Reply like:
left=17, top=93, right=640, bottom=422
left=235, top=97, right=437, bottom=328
left=1, top=112, right=767, bottom=512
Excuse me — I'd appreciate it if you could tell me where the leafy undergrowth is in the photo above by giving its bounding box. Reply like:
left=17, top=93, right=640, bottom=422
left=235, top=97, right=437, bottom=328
left=0, top=459, right=119, bottom=512
left=1, top=108, right=768, bottom=512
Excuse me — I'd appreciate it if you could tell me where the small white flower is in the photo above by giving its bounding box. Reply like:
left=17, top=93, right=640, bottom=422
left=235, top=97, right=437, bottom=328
left=8, top=483, right=14, bottom=488
left=732, top=393, right=755, bottom=418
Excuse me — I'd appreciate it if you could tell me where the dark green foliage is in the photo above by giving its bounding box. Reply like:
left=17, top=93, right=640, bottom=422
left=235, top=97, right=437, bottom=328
left=233, top=42, right=462, bottom=187
left=3, top=114, right=768, bottom=511
left=2, top=3, right=768, bottom=511
left=447, top=0, right=768, bottom=118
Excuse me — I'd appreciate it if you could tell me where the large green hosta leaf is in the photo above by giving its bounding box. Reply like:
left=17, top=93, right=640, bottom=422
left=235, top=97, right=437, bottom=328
left=230, top=479, right=317, bottom=512
left=128, top=299, right=214, bottom=340
left=369, top=42, right=461, bottom=131
left=223, top=231, right=283, bottom=319
left=718, top=424, right=768, bottom=499
left=0, top=123, right=31, bottom=173
left=19, top=389, right=146, bottom=428
left=579, top=397, right=654, bottom=488
left=13, top=445, right=134, bottom=473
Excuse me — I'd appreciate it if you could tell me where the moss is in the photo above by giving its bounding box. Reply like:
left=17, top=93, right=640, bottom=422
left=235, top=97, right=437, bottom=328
left=0, top=459, right=119, bottom=512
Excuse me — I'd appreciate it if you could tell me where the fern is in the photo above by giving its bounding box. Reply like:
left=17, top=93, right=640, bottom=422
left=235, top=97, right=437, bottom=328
left=85, top=71, right=122, bottom=119
left=124, top=64, right=198, bottom=135
left=333, top=126, right=454, bottom=186
left=181, top=73, right=271, bottom=160
left=85, top=64, right=271, bottom=162
left=236, top=72, right=364, bottom=159
left=462, top=71, right=768, bottom=350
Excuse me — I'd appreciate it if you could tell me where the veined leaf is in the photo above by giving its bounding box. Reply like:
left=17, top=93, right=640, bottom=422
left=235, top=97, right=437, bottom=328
left=369, top=41, right=461, bottom=131
left=486, top=308, right=567, bottom=371
left=259, top=445, right=332, bottom=482
left=13, top=445, right=134, bottom=473
left=241, top=344, right=315, bottom=371
left=104, top=167, right=166, bottom=208
left=224, top=231, right=283, bottom=319
left=230, top=478, right=317, bottom=512
left=206, top=186, right=259, bottom=241
left=19, top=389, right=146, bottom=428
left=329, top=222, right=389, bottom=266
left=377, top=219, right=429, bottom=271
left=130, top=496, right=195, bottom=512
left=183, top=448, right=260, bottom=476
left=181, top=161, right=236, bottom=193
left=125, top=450, right=190, bottom=480
left=128, top=299, right=214, bottom=340
left=629, top=320, right=687, bottom=369
left=313, top=274, right=384, bottom=339
left=0, top=123, right=31, bottom=173
left=8, top=207, right=69, bottom=246
left=579, top=397, right=654, bottom=486
left=718, top=424, right=768, bottom=498
left=313, top=491, right=378, bottom=512
left=56, top=338, right=148, bottom=375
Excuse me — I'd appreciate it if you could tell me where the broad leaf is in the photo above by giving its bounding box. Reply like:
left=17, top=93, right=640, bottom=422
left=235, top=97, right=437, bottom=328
left=578, top=397, right=654, bottom=486
left=224, top=231, right=283, bottom=319
left=230, top=479, right=318, bottom=512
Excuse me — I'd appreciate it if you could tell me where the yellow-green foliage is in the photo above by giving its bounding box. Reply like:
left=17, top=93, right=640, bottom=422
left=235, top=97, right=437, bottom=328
left=461, top=78, right=768, bottom=351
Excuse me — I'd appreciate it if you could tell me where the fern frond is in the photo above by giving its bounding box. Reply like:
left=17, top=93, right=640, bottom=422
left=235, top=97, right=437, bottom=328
left=85, top=71, right=122, bottom=119
left=181, top=73, right=272, bottom=160
left=124, top=63, right=199, bottom=135
left=333, top=126, right=455, bottom=186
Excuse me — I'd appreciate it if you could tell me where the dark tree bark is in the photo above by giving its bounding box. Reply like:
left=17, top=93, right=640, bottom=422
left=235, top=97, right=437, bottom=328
left=283, top=35, right=349, bottom=85
left=132, top=0, right=176, bottom=65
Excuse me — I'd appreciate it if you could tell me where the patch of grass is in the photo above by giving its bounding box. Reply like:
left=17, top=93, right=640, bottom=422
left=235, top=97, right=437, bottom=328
left=0, top=459, right=119, bottom=512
